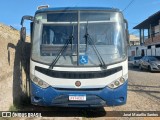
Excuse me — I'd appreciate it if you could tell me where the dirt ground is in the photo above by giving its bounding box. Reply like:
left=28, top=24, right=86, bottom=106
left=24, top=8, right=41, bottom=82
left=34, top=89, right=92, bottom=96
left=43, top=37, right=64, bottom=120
left=0, top=23, right=19, bottom=111
left=0, top=23, right=30, bottom=111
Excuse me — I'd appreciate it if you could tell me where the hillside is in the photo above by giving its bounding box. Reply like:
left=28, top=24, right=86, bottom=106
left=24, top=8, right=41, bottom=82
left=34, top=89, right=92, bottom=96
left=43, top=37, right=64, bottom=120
left=0, top=23, right=30, bottom=111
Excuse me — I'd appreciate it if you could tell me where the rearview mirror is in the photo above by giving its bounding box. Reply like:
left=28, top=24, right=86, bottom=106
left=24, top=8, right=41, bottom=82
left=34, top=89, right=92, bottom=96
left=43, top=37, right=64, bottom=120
left=20, top=27, right=26, bottom=42
left=124, top=19, right=129, bottom=44
left=126, top=29, right=129, bottom=44
left=20, top=15, right=34, bottom=42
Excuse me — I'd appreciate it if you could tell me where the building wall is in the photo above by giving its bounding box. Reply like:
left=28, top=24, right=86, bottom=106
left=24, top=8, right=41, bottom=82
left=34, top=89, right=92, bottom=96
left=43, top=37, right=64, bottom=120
left=128, top=45, right=160, bottom=57
left=155, top=25, right=160, bottom=34
left=128, top=45, right=147, bottom=57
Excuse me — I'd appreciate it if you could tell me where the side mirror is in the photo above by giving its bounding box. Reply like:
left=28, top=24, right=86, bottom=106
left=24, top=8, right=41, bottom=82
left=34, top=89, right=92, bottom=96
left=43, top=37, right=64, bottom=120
left=20, top=15, right=34, bottom=42
left=30, top=22, right=33, bottom=43
left=126, top=29, right=129, bottom=44
left=124, top=19, right=129, bottom=44
left=20, top=27, right=26, bottom=42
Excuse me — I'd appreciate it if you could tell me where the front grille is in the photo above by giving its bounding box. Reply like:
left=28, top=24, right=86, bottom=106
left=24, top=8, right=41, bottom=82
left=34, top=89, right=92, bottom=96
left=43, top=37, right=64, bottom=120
left=54, top=88, right=103, bottom=91
left=35, top=66, right=122, bottom=79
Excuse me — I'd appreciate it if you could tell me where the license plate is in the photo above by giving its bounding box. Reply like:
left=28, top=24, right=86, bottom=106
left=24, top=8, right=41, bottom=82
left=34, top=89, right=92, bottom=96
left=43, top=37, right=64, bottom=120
left=69, top=94, right=86, bottom=101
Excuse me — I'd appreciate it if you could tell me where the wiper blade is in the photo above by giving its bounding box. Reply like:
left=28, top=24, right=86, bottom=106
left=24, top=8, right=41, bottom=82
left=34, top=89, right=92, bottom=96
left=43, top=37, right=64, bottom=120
left=88, top=36, right=107, bottom=69
left=84, top=22, right=107, bottom=69
left=49, top=39, right=71, bottom=69
left=84, top=21, right=89, bottom=51
left=49, top=25, right=75, bottom=69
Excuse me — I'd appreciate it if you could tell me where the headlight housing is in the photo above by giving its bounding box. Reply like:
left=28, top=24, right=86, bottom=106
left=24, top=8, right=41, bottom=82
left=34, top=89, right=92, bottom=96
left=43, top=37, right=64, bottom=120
left=30, top=74, right=50, bottom=88
left=107, top=74, right=128, bottom=89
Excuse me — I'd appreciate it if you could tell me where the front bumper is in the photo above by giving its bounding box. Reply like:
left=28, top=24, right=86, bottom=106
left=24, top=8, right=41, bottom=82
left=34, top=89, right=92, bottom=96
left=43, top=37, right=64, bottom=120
left=30, top=80, right=128, bottom=107
left=151, top=66, right=160, bottom=71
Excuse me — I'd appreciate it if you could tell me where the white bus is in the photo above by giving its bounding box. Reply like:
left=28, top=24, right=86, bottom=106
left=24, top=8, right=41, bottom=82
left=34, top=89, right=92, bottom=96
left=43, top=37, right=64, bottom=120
left=20, top=7, right=129, bottom=107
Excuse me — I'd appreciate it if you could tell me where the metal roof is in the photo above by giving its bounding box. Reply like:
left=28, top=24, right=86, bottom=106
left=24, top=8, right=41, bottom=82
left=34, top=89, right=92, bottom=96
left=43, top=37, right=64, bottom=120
left=35, top=7, right=120, bottom=14
left=133, top=11, right=160, bottom=29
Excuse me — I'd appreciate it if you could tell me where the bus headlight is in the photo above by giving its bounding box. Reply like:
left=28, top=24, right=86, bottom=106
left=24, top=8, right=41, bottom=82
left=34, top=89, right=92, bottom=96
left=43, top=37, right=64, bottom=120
left=32, top=76, right=50, bottom=89
left=114, top=81, right=120, bottom=86
left=107, top=74, right=128, bottom=89
left=119, top=77, right=125, bottom=83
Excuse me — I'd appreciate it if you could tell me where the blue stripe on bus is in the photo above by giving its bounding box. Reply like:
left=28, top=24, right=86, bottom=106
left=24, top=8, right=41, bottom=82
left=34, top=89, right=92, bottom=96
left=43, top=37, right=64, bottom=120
left=30, top=80, right=128, bottom=107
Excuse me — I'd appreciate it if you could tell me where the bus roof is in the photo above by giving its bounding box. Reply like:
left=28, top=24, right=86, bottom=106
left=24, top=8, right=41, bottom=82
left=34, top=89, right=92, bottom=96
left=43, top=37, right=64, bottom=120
left=35, top=7, right=120, bottom=14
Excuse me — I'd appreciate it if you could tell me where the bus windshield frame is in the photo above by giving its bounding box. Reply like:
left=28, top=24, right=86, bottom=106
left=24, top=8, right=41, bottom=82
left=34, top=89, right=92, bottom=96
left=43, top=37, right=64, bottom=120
left=31, top=11, right=127, bottom=67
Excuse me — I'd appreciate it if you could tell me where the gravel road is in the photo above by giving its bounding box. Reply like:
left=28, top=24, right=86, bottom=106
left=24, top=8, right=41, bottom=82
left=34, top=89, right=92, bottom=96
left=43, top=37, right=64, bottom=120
left=107, top=67, right=160, bottom=111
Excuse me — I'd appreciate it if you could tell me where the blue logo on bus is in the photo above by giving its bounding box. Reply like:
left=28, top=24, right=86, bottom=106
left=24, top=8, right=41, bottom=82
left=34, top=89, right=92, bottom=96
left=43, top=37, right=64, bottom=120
left=79, top=55, right=88, bottom=64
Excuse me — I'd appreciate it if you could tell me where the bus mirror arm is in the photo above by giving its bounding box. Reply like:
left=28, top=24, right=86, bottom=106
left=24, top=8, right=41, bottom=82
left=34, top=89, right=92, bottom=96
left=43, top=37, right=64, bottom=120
left=20, top=15, right=34, bottom=42
left=20, top=15, right=34, bottom=27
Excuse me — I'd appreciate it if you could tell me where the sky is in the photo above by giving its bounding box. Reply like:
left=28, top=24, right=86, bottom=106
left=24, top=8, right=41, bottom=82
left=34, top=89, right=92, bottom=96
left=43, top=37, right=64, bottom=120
left=0, top=0, right=160, bottom=34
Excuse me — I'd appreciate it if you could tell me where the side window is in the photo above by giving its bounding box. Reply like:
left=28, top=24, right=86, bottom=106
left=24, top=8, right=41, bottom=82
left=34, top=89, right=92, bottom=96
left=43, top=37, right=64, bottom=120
left=42, top=25, right=69, bottom=45
left=42, top=27, right=49, bottom=44
left=42, top=26, right=53, bottom=44
left=49, top=29, right=55, bottom=44
left=128, top=57, right=133, bottom=61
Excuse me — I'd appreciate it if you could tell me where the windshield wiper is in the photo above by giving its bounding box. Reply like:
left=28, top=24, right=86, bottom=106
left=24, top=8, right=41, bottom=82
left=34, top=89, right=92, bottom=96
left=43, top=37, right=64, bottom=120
left=70, top=24, right=74, bottom=50
left=49, top=26, right=74, bottom=69
left=84, top=21, right=89, bottom=51
left=84, top=22, right=107, bottom=69
left=49, top=39, right=70, bottom=69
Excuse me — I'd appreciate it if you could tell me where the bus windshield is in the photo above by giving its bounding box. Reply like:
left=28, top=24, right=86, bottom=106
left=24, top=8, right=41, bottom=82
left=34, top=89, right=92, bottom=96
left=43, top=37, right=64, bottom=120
left=32, top=11, right=127, bottom=67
